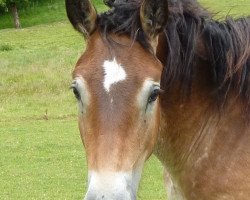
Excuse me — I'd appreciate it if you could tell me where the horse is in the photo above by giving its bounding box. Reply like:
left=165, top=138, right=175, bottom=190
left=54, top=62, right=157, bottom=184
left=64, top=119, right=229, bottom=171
left=65, top=0, right=250, bottom=199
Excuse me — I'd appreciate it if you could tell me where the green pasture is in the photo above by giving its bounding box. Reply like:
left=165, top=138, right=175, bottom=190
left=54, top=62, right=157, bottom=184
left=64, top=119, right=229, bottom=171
left=201, top=0, right=250, bottom=19
left=1, top=0, right=250, bottom=199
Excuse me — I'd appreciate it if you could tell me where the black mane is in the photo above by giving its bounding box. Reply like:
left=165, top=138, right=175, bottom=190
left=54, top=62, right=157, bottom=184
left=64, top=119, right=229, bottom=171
left=97, top=0, right=250, bottom=107
left=97, top=0, right=149, bottom=48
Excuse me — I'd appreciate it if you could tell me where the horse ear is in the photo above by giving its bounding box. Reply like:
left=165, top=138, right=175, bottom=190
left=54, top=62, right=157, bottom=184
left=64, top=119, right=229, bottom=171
left=66, top=0, right=97, bottom=38
left=140, top=0, right=168, bottom=40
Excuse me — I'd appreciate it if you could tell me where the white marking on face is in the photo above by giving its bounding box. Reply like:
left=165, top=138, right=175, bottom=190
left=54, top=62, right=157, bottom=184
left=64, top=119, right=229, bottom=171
left=137, top=78, right=160, bottom=112
left=85, top=169, right=143, bottom=200
left=71, top=77, right=89, bottom=115
left=84, top=154, right=147, bottom=200
left=103, top=58, right=127, bottom=93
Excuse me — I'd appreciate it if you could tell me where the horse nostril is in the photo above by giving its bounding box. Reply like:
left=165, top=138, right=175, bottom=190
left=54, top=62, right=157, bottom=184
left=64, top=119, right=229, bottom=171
left=102, top=195, right=105, bottom=199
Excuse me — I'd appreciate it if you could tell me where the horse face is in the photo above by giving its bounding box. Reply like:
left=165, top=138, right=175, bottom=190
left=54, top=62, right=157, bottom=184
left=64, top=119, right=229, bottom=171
left=72, top=32, right=162, bottom=199
left=66, top=0, right=168, bottom=199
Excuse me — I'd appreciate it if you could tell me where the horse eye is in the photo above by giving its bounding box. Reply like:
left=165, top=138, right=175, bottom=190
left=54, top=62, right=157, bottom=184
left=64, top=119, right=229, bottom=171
left=148, top=88, right=160, bottom=103
left=72, top=87, right=80, bottom=100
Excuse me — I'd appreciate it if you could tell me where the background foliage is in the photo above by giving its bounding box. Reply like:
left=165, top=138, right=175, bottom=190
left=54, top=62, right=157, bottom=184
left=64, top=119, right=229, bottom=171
left=0, top=0, right=33, bottom=13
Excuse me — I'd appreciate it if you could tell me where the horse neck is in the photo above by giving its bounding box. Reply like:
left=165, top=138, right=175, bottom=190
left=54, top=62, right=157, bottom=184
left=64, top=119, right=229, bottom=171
left=155, top=57, right=216, bottom=167
left=155, top=41, right=250, bottom=189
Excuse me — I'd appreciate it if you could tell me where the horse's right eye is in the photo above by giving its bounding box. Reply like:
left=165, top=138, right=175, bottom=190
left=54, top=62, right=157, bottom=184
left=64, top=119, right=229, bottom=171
left=72, top=87, right=80, bottom=100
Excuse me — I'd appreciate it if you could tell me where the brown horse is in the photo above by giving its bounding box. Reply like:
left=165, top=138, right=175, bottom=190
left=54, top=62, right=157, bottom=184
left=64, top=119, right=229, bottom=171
left=66, top=0, right=250, bottom=199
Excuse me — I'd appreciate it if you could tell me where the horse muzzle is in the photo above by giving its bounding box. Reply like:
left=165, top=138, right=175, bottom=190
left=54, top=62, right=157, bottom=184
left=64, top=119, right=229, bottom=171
left=84, top=171, right=140, bottom=200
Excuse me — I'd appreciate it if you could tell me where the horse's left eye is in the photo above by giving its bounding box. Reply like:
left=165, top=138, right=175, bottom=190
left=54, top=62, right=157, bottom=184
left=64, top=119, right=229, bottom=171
left=72, top=87, right=80, bottom=100
left=148, top=88, right=160, bottom=103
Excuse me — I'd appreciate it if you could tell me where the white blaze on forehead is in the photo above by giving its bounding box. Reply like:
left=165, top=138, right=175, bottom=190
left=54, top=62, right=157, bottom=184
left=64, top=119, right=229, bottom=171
left=103, top=58, right=127, bottom=93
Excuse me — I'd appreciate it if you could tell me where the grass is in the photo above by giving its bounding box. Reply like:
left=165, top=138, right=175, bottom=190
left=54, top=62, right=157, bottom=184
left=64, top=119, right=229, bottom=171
left=0, top=44, right=13, bottom=51
left=1, top=120, right=85, bottom=199
left=1, top=119, right=165, bottom=199
left=200, top=0, right=250, bottom=18
left=0, top=1, right=250, bottom=200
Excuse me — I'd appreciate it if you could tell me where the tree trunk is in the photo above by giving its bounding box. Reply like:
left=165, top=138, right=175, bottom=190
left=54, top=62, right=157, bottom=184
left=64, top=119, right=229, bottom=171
left=10, top=3, right=21, bottom=29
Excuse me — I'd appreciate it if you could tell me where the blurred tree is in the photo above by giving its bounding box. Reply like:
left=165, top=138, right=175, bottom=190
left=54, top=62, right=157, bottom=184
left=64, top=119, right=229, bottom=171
left=0, top=0, right=32, bottom=28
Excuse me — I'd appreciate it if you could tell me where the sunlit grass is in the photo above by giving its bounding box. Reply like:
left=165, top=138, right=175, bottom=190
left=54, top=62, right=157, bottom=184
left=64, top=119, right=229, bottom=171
left=0, top=23, right=81, bottom=120
left=200, top=0, right=250, bottom=19
left=0, top=120, right=85, bottom=199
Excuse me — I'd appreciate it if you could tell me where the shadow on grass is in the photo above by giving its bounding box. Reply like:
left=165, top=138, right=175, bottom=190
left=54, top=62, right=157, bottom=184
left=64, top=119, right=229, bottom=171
left=0, top=44, right=13, bottom=51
